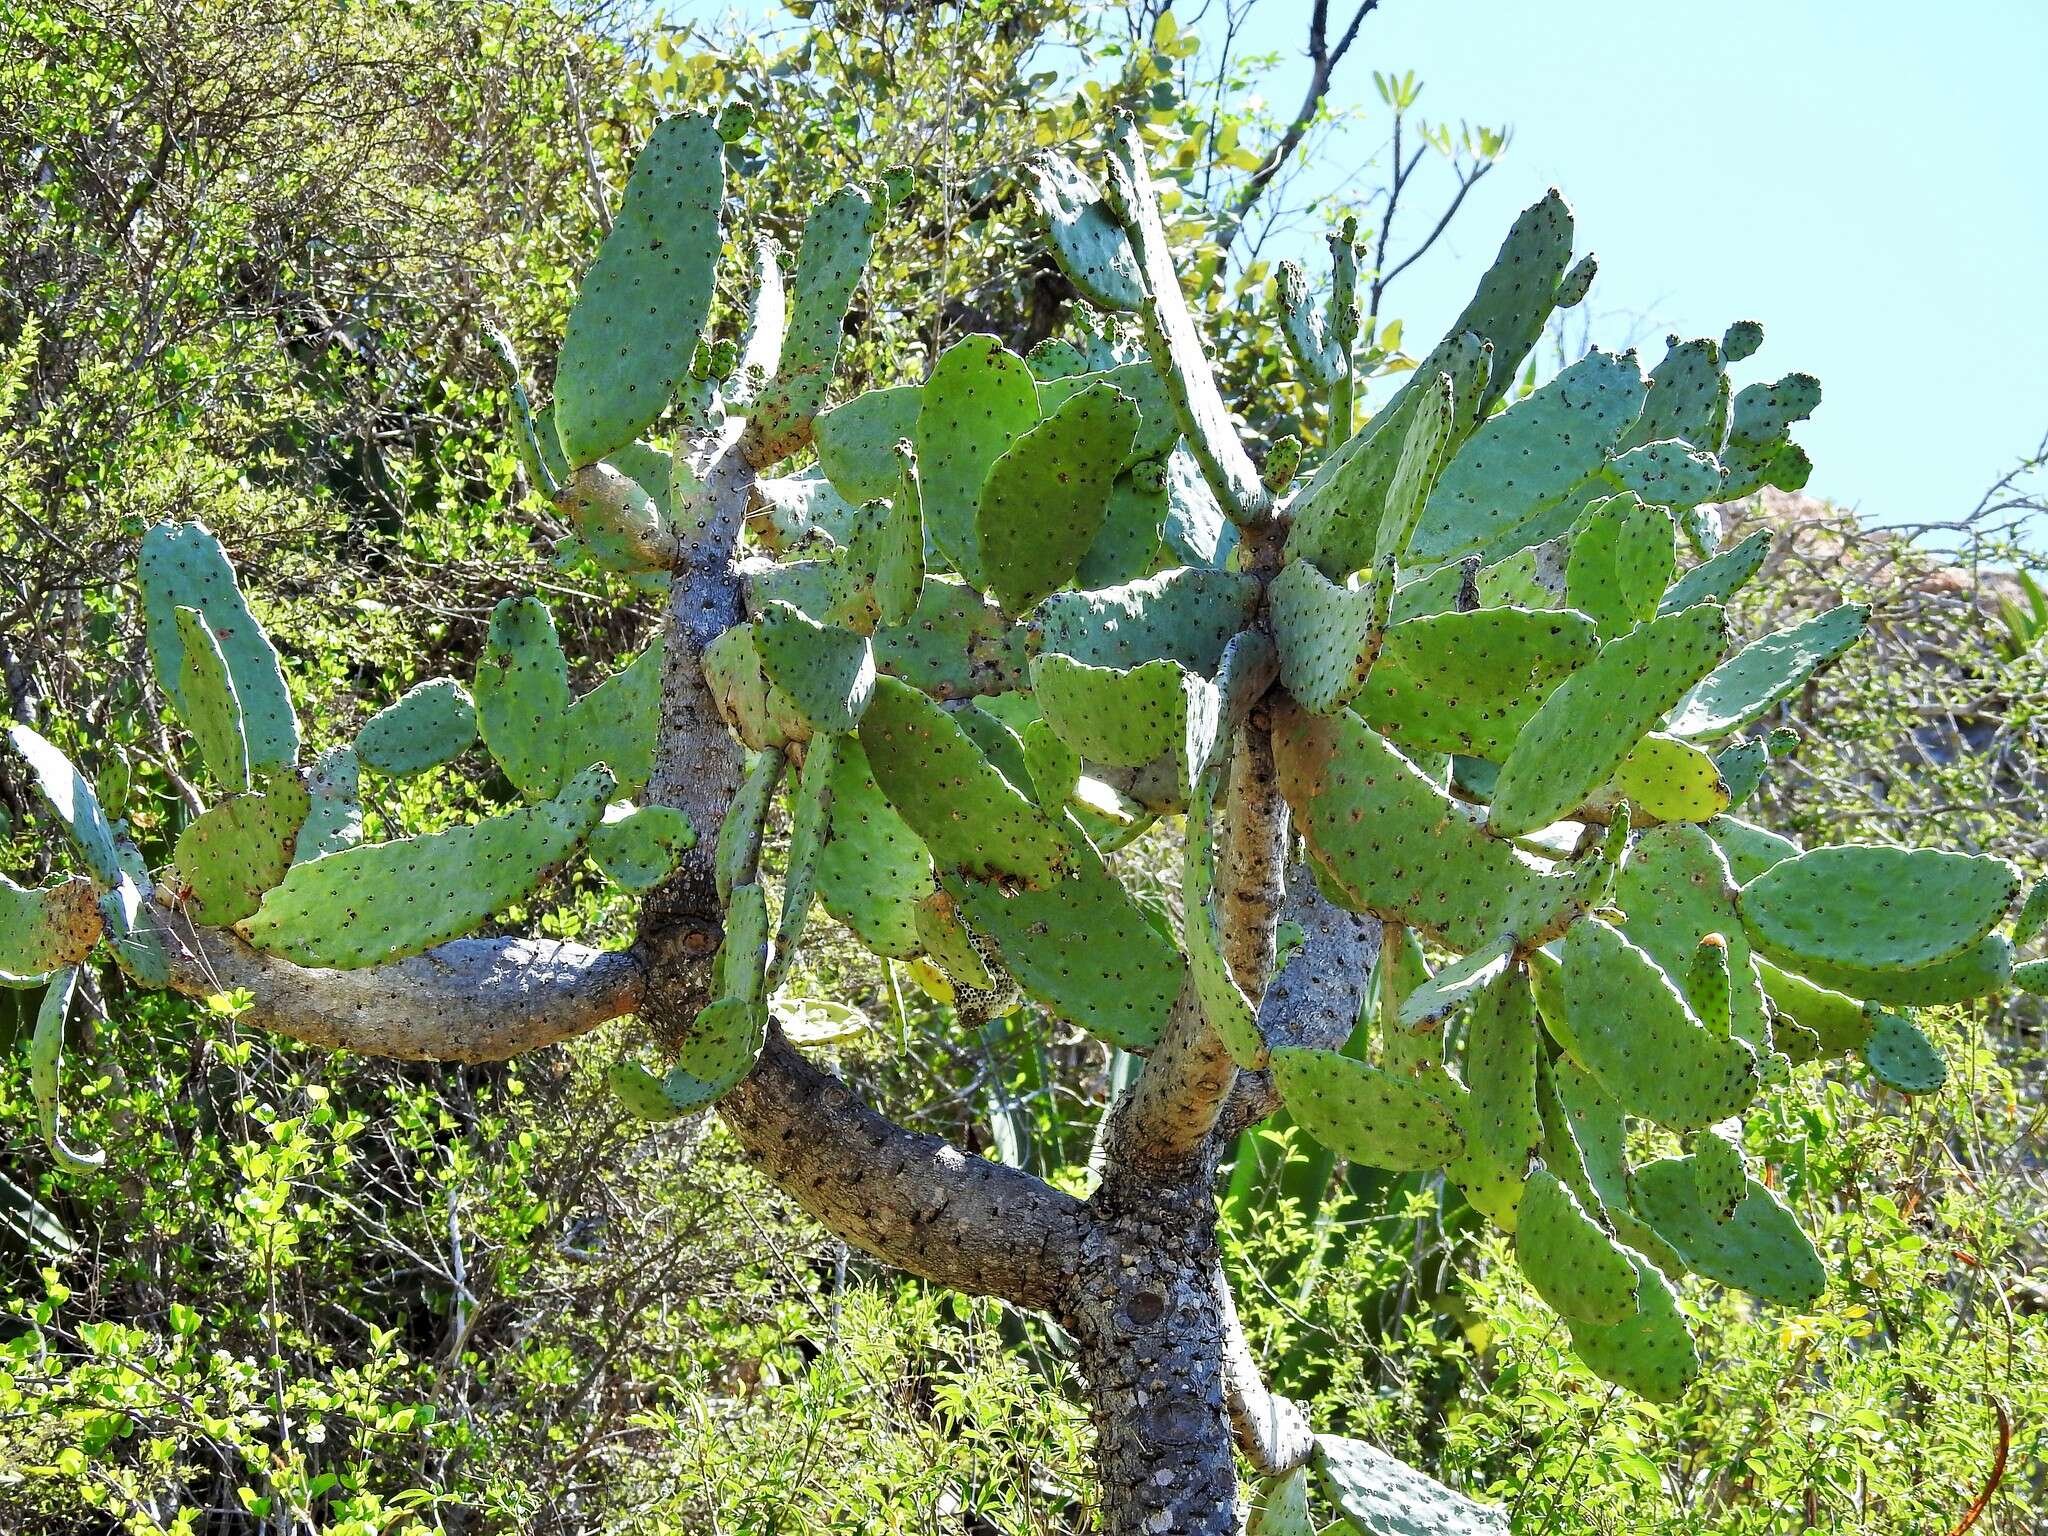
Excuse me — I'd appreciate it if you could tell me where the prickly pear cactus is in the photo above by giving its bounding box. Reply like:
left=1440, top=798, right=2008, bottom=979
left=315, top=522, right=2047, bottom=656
left=4, top=103, right=2024, bottom=1534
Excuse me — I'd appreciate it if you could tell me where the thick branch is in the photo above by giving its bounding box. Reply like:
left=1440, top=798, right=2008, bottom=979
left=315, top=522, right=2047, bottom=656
left=161, top=922, right=642, bottom=1063
left=1216, top=724, right=1290, bottom=993
left=1099, top=978, right=1233, bottom=1179
left=719, top=1024, right=1088, bottom=1311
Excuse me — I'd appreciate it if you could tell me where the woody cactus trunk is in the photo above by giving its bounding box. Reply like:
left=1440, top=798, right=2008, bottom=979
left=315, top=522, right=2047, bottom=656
left=8, top=111, right=2043, bottom=1533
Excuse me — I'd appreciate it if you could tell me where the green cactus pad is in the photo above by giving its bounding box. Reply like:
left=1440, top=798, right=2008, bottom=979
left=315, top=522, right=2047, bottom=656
left=1737, top=844, right=2019, bottom=974
left=753, top=602, right=878, bottom=737
left=1408, top=189, right=1575, bottom=431
left=139, top=522, right=299, bottom=778
left=815, top=385, right=922, bottom=502
left=561, top=460, right=675, bottom=573
left=1356, top=606, right=1597, bottom=759
left=768, top=737, right=837, bottom=992
left=1516, top=1168, right=1640, bottom=1325
left=1721, top=321, right=1764, bottom=362
left=1269, top=561, right=1383, bottom=716
left=871, top=445, right=927, bottom=627
left=587, top=803, right=697, bottom=891
left=813, top=737, right=930, bottom=958
left=715, top=750, right=783, bottom=903
left=485, top=327, right=561, bottom=498
left=1554, top=252, right=1598, bottom=308
left=1029, top=153, right=1143, bottom=311
left=172, top=780, right=312, bottom=925
left=1719, top=373, right=1821, bottom=498
left=30, top=967, right=103, bottom=1172
left=242, top=764, right=614, bottom=969
left=1565, top=495, right=1676, bottom=638
left=2016, top=959, right=2048, bottom=995
left=1784, top=933, right=2013, bottom=1007
left=1314, top=1433, right=1509, bottom=1536
left=857, top=676, right=1067, bottom=887
left=1690, top=1125, right=1747, bottom=1223
left=1755, top=956, right=1872, bottom=1054
left=943, top=855, right=1179, bottom=1051
left=474, top=596, right=570, bottom=801
left=609, top=1058, right=696, bottom=1122
left=702, top=623, right=807, bottom=751
left=1398, top=939, right=1513, bottom=1031
left=1271, top=1046, right=1466, bottom=1171
left=913, top=889, right=996, bottom=990
left=1543, top=1054, right=1633, bottom=1214
left=1077, top=469, right=1169, bottom=589
left=1604, top=440, right=1725, bottom=510
left=915, top=334, right=1039, bottom=588
left=295, top=746, right=363, bottom=862
left=1861, top=1008, right=1946, bottom=1094
left=1624, top=338, right=1727, bottom=452
left=1183, top=777, right=1261, bottom=1066
left=553, top=113, right=723, bottom=466
left=1615, top=827, right=1771, bottom=1052
left=719, top=882, right=770, bottom=1009
left=747, top=185, right=880, bottom=461
left=1037, top=363, right=1177, bottom=466
left=172, top=606, right=251, bottom=791
left=1461, top=965, right=1542, bottom=1174
left=1286, top=363, right=1461, bottom=581
left=1707, top=814, right=1800, bottom=884
left=1611, top=732, right=1729, bottom=823
left=1558, top=918, right=1759, bottom=1131
left=1567, top=1251, right=1699, bottom=1402
left=977, top=382, right=1139, bottom=613
left=1247, top=1467, right=1314, bottom=1536
left=1666, top=603, right=1866, bottom=739
left=1276, top=259, right=1345, bottom=389
left=1630, top=1156, right=1825, bottom=1307
left=1714, top=739, right=1769, bottom=807
left=97, top=873, right=168, bottom=988
left=1105, top=120, right=1266, bottom=521
left=1488, top=603, right=1729, bottom=837
left=0, top=875, right=102, bottom=980
left=1034, top=566, right=1260, bottom=674
left=663, top=996, right=767, bottom=1108
left=1029, top=653, right=1190, bottom=769
left=1660, top=529, right=1772, bottom=615
left=2013, top=876, right=2048, bottom=946
left=1276, top=707, right=1618, bottom=953
left=1020, top=719, right=1082, bottom=815
left=8, top=724, right=133, bottom=887
left=355, top=679, right=477, bottom=778
left=1410, top=349, right=1648, bottom=565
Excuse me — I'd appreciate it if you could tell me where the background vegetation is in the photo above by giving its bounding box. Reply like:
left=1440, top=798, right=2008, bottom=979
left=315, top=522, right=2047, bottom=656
left=1, top=1, right=2042, bottom=1532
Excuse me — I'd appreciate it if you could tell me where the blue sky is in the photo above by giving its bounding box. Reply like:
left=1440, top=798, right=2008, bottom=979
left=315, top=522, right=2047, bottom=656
left=1256, top=0, right=2048, bottom=527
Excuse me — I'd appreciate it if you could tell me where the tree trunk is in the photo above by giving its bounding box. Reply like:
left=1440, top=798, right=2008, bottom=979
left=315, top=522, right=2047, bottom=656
left=1067, top=1174, right=1242, bottom=1536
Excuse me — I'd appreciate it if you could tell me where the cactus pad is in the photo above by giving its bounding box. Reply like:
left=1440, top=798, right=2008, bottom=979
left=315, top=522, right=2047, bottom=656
left=355, top=679, right=478, bottom=778
left=1460, top=965, right=1542, bottom=1171
left=139, top=522, right=299, bottom=777
left=1411, top=349, right=1648, bottom=565
left=915, top=335, right=1039, bottom=588
left=553, top=113, right=723, bottom=465
left=1737, top=844, right=2018, bottom=974
left=977, top=382, right=1138, bottom=613
left=1860, top=1008, right=1946, bottom=1093
left=813, top=737, right=930, bottom=958
left=243, top=764, right=614, bottom=968
left=943, top=851, right=1178, bottom=1050
left=0, top=875, right=102, bottom=980
left=1034, top=566, right=1260, bottom=674
left=2013, top=876, right=2048, bottom=946
left=587, top=804, right=697, bottom=891
left=1660, top=529, right=1772, bottom=615
left=1690, top=1125, right=1747, bottom=1223
left=1271, top=1046, right=1465, bottom=1170
left=857, top=676, right=1067, bottom=887
left=1029, top=653, right=1190, bottom=768
left=1567, top=1251, right=1699, bottom=1401
left=1314, top=1434, right=1509, bottom=1536
left=1784, top=934, right=2013, bottom=1007
left=1630, top=1156, right=1824, bottom=1307
left=1488, top=603, right=1729, bottom=837
left=1604, top=440, right=1725, bottom=510
left=1021, top=720, right=1081, bottom=815
left=1666, top=603, right=1867, bottom=739
left=1557, top=917, right=1758, bottom=1131
left=172, top=780, right=312, bottom=925
left=1029, top=154, right=1143, bottom=311
left=747, top=185, right=881, bottom=461
left=1564, top=495, right=1675, bottom=637
left=30, top=967, right=103, bottom=1172
left=715, top=750, right=783, bottom=903
left=1516, top=1168, right=1640, bottom=1325
left=475, top=596, right=571, bottom=800
left=1615, top=827, right=1771, bottom=1051
left=815, top=385, right=923, bottom=502
left=8, top=724, right=133, bottom=887
left=561, top=460, right=675, bottom=573
left=1248, top=1467, right=1314, bottom=1536
left=703, top=623, right=807, bottom=751
left=1356, top=607, right=1597, bottom=758
left=1611, top=732, right=1729, bottom=823
left=1269, top=561, right=1384, bottom=716
left=295, top=746, right=363, bottom=862
left=768, top=737, right=837, bottom=992
left=1625, top=337, right=1726, bottom=453
left=753, top=602, right=878, bottom=737
left=173, top=607, right=251, bottom=790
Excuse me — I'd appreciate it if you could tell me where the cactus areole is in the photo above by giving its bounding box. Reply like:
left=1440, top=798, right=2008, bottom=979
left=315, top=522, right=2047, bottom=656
left=4, top=109, right=2014, bottom=1533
